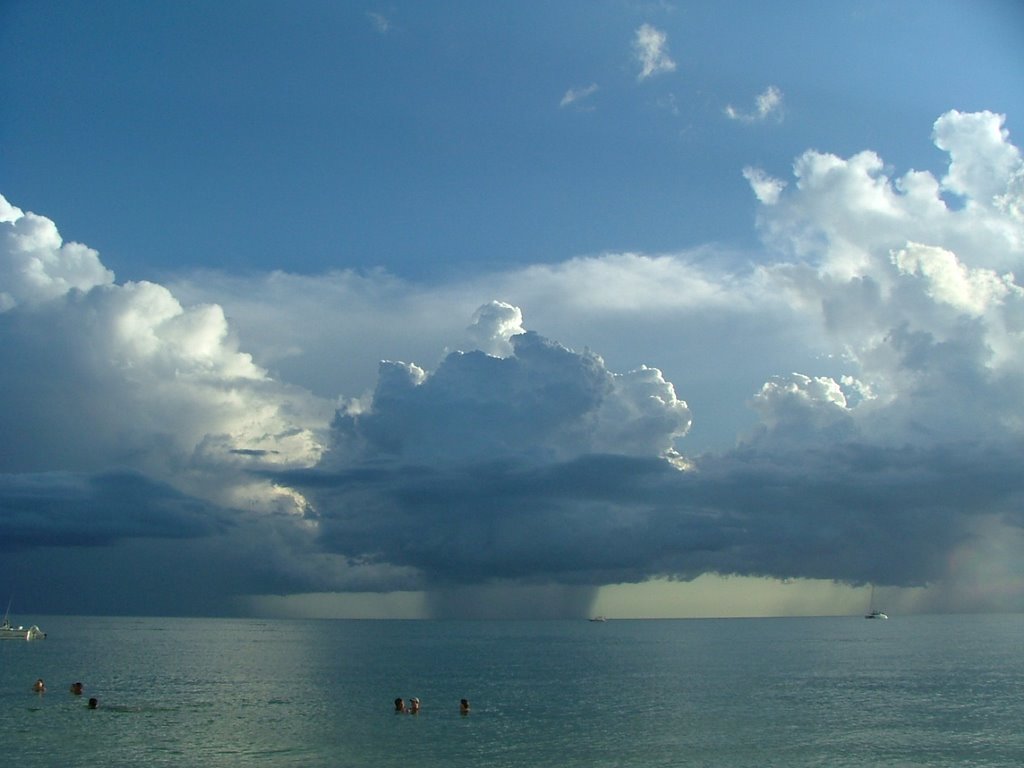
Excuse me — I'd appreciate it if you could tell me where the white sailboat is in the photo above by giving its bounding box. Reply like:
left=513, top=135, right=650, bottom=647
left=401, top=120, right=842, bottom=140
left=864, top=586, right=887, bottom=620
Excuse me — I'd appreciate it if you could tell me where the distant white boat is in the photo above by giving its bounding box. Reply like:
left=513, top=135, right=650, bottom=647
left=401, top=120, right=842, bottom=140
left=0, top=601, right=46, bottom=640
left=589, top=616, right=608, bottom=622
left=864, top=586, right=888, bottom=620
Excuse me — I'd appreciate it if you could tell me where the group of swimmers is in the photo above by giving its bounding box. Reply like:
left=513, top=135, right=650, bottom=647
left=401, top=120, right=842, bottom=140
left=394, top=697, right=471, bottom=715
left=394, top=697, right=421, bottom=714
left=37, top=675, right=469, bottom=716
left=32, top=677, right=98, bottom=708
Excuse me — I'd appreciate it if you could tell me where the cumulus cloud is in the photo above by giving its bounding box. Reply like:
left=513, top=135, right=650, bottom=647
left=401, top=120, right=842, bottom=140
left=743, top=166, right=787, bottom=205
left=892, top=242, right=1022, bottom=317
left=744, top=111, right=1023, bottom=447
left=934, top=110, right=1024, bottom=214
left=328, top=312, right=691, bottom=467
left=467, top=300, right=525, bottom=357
left=167, top=251, right=786, bottom=430
left=284, top=109, right=1023, bottom=608
left=749, top=372, right=856, bottom=445
left=1, top=196, right=330, bottom=479
left=747, top=110, right=1023, bottom=274
left=3, top=109, right=1024, bottom=616
left=633, top=23, right=676, bottom=80
left=725, top=85, right=784, bottom=123
left=0, top=194, right=340, bottom=610
left=0, top=197, right=113, bottom=310
left=0, top=277, right=328, bottom=486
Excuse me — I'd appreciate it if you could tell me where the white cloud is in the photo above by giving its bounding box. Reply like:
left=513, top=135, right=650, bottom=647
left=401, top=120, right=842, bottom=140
left=367, top=12, right=391, bottom=34
left=935, top=110, right=1023, bottom=214
left=170, top=110, right=1024, bottom=608
left=0, top=196, right=331, bottom=511
left=467, top=299, right=525, bottom=357
left=892, top=242, right=1021, bottom=317
left=747, top=113, right=1023, bottom=453
left=633, top=23, right=676, bottom=80
left=0, top=197, right=113, bottom=310
left=3, top=109, right=1024, bottom=615
left=756, top=85, right=783, bottom=117
left=725, top=85, right=783, bottom=123
left=751, top=110, right=1023, bottom=275
left=742, top=166, right=786, bottom=205
left=167, top=250, right=784, bottom=426
left=330, top=307, right=692, bottom=467
left=559, top=83, right=599, bottom=108
left=294, top=98, right=1024, bottom=596
left=749, top=372, right=855, bottom=446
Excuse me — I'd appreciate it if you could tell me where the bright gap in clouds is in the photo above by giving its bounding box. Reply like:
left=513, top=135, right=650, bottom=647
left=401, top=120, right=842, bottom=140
left=243, top=578, right=929, bottom=621
left=2, top=109, right=1024, bottom=618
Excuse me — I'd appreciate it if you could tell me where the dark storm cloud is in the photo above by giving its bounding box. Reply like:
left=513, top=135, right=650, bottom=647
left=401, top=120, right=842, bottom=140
left=290, top=96, right=1024, bottom=598
left=2, top=109, right=1023, bottom=615
left=0, top=470, right=228, bottom=551
left=288, top=437, right=1023, bottom=591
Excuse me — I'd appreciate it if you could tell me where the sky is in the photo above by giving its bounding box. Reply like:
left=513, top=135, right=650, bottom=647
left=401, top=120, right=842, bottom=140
left=2, top=0, right=1023, bottom=619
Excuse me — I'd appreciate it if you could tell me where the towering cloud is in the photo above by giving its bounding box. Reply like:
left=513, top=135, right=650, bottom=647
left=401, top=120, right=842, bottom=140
left=329, top=310, right=691, bottom=468
left=0, top=194, right=335, bottom=613
left=2, top=110, right=1022, bottom=615
left=746, top=110, right=1023, bottom=447
left=289, top=110, right=1023, bottom=611
left=1, top=197, right=328, bottom=482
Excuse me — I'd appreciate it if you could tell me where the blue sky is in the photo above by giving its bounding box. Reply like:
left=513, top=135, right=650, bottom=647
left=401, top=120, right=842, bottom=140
left=5, top=1, right=1020, bottom=280
left=2, top=1, right=1023, bottom=618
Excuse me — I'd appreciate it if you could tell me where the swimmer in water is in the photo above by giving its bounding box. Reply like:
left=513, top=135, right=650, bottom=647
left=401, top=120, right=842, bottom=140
left=70, top=682, right=84, bottom=695
left=394, top=697, right=405, bottom=713
left=408, top=697, right=420, bottom=714
left=460, top=698, right=470, bottom=715
left=88, top=698, right=99, bottom=709
left=32, top=678, right=45, bottom=693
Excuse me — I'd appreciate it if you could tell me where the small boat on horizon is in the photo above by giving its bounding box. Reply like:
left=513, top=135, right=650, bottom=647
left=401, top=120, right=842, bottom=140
left=589, top=616, right=608, bottom=622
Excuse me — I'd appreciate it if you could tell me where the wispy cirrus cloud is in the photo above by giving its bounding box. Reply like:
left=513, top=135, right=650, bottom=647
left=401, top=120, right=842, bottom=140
left=559, top=83, right=599, bottom=109
left=367, top=11, right=391, bottom=34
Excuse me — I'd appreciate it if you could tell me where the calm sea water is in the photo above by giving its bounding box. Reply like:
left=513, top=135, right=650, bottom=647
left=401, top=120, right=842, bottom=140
left=2, top=614, right=1022, bottom=767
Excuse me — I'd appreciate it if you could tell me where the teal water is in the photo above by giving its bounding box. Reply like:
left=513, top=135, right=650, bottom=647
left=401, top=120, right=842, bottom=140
left=2, top=614, right=1022, bottom=766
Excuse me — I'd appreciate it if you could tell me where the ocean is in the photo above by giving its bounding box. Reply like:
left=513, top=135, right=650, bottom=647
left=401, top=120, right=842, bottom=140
left=2, top=614, right=1021, bottom=767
